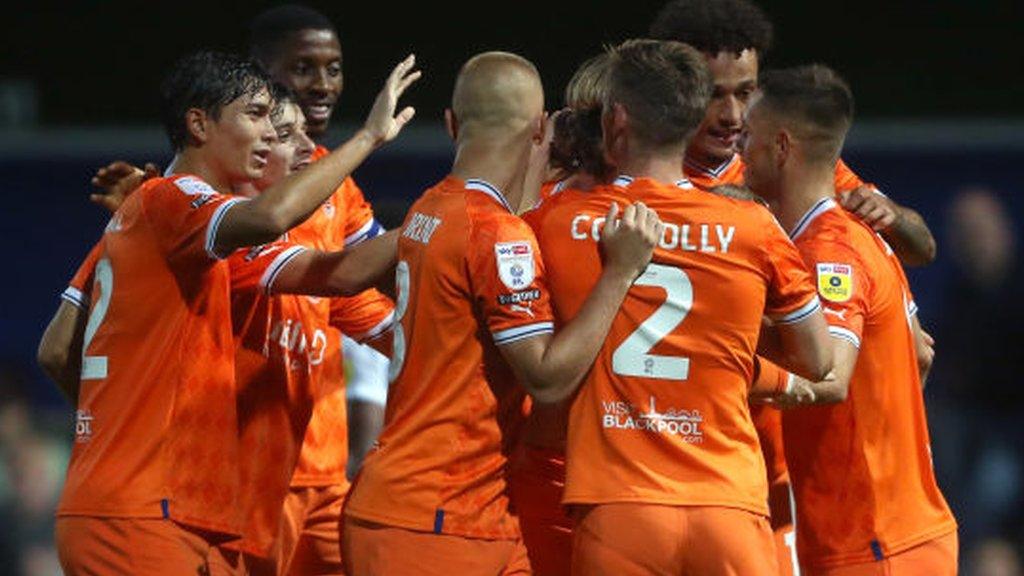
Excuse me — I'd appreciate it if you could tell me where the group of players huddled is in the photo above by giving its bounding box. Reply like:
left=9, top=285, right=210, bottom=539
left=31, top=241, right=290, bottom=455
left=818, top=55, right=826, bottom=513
left=37, top=0, right=957, bottom=575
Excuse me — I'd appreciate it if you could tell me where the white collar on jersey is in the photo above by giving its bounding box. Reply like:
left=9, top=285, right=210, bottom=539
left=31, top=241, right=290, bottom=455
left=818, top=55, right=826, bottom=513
left=684, top=153, right=739, bottom=178
left=465, top=178, right=514, bottom=213
left=613, top=174, right=695, bottom=189
left=790, top=197, right=838, bottom=240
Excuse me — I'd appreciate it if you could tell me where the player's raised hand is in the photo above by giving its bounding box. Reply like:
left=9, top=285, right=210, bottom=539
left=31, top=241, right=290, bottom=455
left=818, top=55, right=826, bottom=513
left=90, top=161, right=159, bottom=213
left=839, top=185, right=899, bottom=231
left=600, top=201, right=664, bottom=282
left=362, top=54, right=421, bottom=145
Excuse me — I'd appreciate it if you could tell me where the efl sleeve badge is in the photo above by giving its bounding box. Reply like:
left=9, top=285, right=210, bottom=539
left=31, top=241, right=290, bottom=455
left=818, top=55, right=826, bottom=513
left=494, top=241, right=536, bottom=290
left=816, top=262, right=853, bottom=303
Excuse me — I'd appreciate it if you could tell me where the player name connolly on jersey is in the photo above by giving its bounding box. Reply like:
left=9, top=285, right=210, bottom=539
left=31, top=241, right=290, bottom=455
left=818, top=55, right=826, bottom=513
left=570, top=213, right=736, bottom=254
left=602, top=396, right=705, bottom=444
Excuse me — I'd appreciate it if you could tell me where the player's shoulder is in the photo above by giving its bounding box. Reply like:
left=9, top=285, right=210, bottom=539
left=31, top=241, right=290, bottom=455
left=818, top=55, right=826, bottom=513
left=793, top=201, right=868, bottom=257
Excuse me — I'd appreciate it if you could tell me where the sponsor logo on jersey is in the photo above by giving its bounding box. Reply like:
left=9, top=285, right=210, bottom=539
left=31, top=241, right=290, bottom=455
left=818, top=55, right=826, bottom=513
left=75, top=410, right=94, bottom=443
left=601, top=396, right=704, bottom=443
left=175, top=175, right=218, bottom=208
left=495, top=241, right=535, bottom=290
left=497, top=289, right=541, bottom=305
left=817, top=263, right=853, bottom=303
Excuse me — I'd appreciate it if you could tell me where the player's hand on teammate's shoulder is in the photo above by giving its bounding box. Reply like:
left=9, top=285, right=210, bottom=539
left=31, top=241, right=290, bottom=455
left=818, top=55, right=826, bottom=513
left=599, top=201, right=664, bottom=282
left=838, top=185, right=899, bottom=231
left=89, top=161, right=160, bottom=213
left=361, top=54, right=422, bottom=146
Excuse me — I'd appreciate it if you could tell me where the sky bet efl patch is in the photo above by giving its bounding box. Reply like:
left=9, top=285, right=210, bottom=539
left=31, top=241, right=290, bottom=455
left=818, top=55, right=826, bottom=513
left=495, top=241, right=535, bottom=290
left=817, top=263, right=853, bottom=303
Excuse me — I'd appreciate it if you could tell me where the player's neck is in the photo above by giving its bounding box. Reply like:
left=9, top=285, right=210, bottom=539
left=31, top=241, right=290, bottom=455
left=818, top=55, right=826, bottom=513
left=167, top=150, right=233, bottom=194
left=617, top=151, right=686, bottom=185
left=450, top=138, right=530, bottom=210
left=776, top=166, right=835, bottom=236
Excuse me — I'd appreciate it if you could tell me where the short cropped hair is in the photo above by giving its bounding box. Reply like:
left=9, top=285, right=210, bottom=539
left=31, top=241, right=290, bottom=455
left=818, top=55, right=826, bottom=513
left=758, top=64, right=854, bottom=162
left=649, top=0, right=773, bottom=60
left=159, top=51, right=272, bottom=150
left=550, top=53, right=613, bottom=179
left=603, top=39, right=712, bottom=149
left=249, top=4, right=336, bottom=64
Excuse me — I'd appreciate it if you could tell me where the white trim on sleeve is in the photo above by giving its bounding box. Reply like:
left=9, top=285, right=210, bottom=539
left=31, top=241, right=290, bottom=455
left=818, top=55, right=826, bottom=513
left=493, top=322, right=554, bottom=346
left=344, top=218, right=385, bottom=247
left=348, top=311, right=396, bottom=343
left=61, top=286, right=87, bottom=309
left=828, top=326, right=861, bottom=349
left=258, top=246, right=308, bottom=295
left=773, top=296, right=821, bottom=325
left=204, top=197, right=248, bottom=260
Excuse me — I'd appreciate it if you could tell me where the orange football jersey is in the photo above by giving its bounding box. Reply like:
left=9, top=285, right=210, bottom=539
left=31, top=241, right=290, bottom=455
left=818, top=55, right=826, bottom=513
left=226, top=240, right=327, bottom=556
left=527, top=175, right=819, bottom=514
left=684, top=153, right=870, bottom=495
left=344, top=176, right=555, bottom=539
left=62, top=242, right=104, bottom=309
left=287, top=146, right=386, bottom=487
left=783, top=198, right=956, bottom=568
left=57, top=174, right=249, bottom=536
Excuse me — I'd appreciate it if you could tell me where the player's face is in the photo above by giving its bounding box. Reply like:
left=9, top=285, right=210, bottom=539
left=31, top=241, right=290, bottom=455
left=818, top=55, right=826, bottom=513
left=740, top=97, right=779, bottom=200
left=688, top=49, right=758, bottom=167
left=266, top=29, right=343, bottom=140
left=254, top=102, right=316, bottom=191
left=205, top=87, right=276, bottom=186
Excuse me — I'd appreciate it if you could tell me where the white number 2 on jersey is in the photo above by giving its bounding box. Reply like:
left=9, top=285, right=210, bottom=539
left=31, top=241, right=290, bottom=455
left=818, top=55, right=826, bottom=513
left=387, top=260, right=411, bottom=383
left=611, top=263, right=693, bottom=380
left=81, top=257, right=113, bottom=380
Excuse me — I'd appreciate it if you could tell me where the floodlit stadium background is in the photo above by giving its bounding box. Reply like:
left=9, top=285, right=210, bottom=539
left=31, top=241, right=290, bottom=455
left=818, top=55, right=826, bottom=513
left=1, top=2, right=1022, bottom=574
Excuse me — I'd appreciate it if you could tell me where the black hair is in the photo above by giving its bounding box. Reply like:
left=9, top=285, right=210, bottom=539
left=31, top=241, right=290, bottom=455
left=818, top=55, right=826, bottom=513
left=249, top=4, right=337, bottom=64
left=649, top=0, right=773, bottom=60
left=159, top=50, right=272, bottom=150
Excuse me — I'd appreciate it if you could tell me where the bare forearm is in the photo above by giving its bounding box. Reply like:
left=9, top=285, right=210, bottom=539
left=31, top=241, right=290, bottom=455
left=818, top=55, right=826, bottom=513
left=273, top=231, right=399, bottom=297
left=882, top=206, right=936, bottom=266
left=216, top=131, right=380, bottom=252
left=37, top=302, right=86, bottom=404
left=519, top=270, right=633, bottom=403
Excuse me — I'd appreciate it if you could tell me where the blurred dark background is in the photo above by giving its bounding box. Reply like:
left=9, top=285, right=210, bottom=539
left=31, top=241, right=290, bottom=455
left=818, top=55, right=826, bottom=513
left=1, top=2, right=1023, bottom=575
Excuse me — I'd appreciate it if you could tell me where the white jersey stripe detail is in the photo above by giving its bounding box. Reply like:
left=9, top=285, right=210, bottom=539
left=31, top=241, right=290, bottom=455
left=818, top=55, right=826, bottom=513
left=773, top=296, right=822, bottom=325
left=204, top=197, right=248, bottom=260
left=828, top=326, right=861, bottom=348
left=259, top=246, right=308, bottom=295
left=493, top=322, right=555, bottom=346
left=61, top=286, right=87, bottom=309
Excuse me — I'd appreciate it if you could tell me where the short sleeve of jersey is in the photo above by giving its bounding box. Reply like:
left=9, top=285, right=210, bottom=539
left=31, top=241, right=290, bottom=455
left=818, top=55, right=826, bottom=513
left=762, top=214, right=821, bottom=325
left=342, top=179, right=384, bottom=247
left=798, top=238, right=871, bottom=348
left=62, top=240, right=104, bottom=309
left=145, top=176, right=249, bottom=266
left=834, top=158, right=869, bottom=194
left=329, top=289, right=396, bottom=342
left=467, top=215, right=555, bottom=346
left=227, top=241, right=308, bottom=296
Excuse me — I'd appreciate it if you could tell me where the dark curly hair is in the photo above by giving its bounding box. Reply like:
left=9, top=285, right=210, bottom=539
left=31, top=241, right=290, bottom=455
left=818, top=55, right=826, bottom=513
left=249, top=4, right=337, bottom=65
left=649, top=0, right=773, bottom=60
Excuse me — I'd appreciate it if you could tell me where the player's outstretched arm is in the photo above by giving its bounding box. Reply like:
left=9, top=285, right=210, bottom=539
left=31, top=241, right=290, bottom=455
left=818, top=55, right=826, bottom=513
left=839, top=187, right=937, bottom=266
left=213, top=56, right=421, bottom=254
left=500, top=202, right=663, bottom=403
left=269, top=230, right=400, bottom=297
left=37, top=301, right=87, bottom=404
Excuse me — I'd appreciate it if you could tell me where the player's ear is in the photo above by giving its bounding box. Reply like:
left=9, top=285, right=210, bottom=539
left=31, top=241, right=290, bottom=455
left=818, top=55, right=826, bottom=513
left=602, top=102, right=628, bottom=166
left=444, top=108, right=458, bottom=141
left=532, top=111, right=548, bottom=144
left=185, top=108, right=209, bottom=145
left=775, top=128, right=791, bottom=167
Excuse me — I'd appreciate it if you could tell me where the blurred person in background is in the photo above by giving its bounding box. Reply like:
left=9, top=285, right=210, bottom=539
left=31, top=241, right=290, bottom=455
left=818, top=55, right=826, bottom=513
left=0, top=366, right=68, bottom=576
left=930, top=187, right=1024, bottom=558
